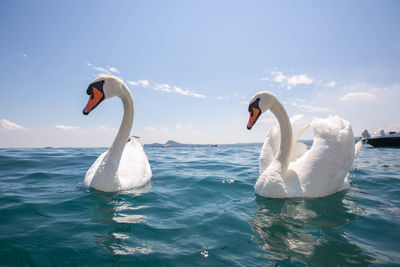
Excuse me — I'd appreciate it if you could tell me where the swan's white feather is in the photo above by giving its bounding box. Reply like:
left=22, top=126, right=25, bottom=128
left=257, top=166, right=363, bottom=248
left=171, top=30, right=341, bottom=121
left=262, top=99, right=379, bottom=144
left=118, top=139, right=152, bottom=189
left=259, top=126, right=279, bottom=175
left=84, top=150, right=108, bottom=189
left=84, top=139, right=152, bottom=191
left=259, top=115, right=309, bottom=175
left=256, top=115, right=355, bottom=198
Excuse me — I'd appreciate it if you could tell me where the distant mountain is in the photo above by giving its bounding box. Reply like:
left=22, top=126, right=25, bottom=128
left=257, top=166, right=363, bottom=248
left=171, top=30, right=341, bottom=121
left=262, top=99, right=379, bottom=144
left=144, top=142, right=163, bottom=147
left=144, top=140, right=193, bottom=147
left=143, top=137, right=359, bottom=148
left=165, top=140, right=189, bottom=147
left=144, top=140, right=263, bottom=147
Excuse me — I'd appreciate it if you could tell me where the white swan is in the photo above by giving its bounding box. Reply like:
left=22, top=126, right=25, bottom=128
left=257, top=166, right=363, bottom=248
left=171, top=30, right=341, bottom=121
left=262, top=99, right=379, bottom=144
left=82, top=75, right=152, bottom=192
left=247, top=91, right=356, bottom=198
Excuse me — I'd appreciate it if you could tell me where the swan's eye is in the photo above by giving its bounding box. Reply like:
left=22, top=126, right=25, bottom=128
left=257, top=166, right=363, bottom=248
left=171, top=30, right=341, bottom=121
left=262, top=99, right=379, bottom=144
left=86, top=87, right=96, bottom=100
left=248, top=98, right=260, bottom=113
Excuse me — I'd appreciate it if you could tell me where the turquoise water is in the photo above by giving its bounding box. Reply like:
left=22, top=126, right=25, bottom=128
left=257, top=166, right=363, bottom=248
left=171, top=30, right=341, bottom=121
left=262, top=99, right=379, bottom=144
left=0, top=145, right=399, bottom=266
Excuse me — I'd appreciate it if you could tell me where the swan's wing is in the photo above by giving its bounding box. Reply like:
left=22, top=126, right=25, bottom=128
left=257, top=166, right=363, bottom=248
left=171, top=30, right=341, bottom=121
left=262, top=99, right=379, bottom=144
left=290, top=115, right=310, bottom=162
left=259, top=125, right=279, bottom=175
left=289, top=116, right=355, bottom=197
left=259, top=115, right=310, bottom=175
left=290, top=114, right=306, bottom=141
left=118, top=139, right=152, bottom=189
left=291, top=142, right=308, bottom=162
left=84, top=150, right=108, bottom=188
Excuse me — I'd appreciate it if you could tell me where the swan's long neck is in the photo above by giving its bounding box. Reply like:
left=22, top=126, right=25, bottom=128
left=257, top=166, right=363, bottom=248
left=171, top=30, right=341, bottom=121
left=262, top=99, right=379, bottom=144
left=108, top=85, right=134, bottom=163
left=270, top=99, right=293, bottom=173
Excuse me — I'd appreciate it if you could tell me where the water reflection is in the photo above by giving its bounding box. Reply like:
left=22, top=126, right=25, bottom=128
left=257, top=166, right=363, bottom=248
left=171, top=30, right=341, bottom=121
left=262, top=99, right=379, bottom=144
left=249, top=192, right=374, bottom=265
left=89, top=183, right=152, bottom=257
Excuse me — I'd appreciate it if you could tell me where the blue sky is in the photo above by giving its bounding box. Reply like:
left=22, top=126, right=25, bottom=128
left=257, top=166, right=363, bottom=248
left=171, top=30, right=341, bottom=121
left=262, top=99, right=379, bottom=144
left=0, top=0, right=399, bottom=147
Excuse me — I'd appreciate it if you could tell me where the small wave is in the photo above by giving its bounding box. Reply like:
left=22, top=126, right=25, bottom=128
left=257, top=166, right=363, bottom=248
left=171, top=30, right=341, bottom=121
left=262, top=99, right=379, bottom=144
left=1, top=146, right=400, bottom=265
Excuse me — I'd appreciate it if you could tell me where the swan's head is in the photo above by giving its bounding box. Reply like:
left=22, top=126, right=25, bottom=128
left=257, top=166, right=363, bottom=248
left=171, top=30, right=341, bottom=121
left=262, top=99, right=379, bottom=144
left=83, top=75, right=126, bottom=115
left=247, top=91, right=277, bottom=130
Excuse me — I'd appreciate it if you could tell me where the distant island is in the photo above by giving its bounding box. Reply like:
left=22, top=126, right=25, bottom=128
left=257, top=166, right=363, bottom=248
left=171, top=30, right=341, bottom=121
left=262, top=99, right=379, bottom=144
left=144, top=140, right=263, bottom=148
left=144, top=140, right=193, bottom=147
left=142, top=139, right=362, bottom=148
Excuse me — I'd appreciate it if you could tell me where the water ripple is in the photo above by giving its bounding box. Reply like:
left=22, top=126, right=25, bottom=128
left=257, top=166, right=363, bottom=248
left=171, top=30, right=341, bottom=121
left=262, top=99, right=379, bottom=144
left=0, top=145, right=400, bottom=265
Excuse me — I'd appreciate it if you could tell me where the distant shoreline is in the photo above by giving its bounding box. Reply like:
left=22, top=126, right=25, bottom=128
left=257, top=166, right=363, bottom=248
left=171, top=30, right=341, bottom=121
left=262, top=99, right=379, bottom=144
left=0, top=142, right=265, bottom=149
left=0, top=139, right=368, bottom=149
left=142, top=139, right=314, bottom=148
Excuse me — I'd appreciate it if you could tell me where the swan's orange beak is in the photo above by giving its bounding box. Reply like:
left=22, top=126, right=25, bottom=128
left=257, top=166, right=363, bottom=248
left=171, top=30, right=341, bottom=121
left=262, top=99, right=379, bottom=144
left=247, top=107, right=261, bottom=130
left=83, top=80, right=105, bottom=115
left=83, top=87, right=104, bottom=115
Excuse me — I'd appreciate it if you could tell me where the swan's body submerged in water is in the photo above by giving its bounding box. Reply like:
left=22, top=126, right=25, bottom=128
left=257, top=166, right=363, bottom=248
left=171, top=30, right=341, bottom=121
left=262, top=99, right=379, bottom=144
left=247, top=91, right=357, bottom=198
left=82, top=76, right=152, bottom=192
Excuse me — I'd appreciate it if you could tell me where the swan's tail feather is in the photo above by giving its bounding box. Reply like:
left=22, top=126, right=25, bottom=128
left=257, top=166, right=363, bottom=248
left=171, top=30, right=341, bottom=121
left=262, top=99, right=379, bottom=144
left=311, top=116, right=352, bottom=143
left=294, top=122, right=311, bottom=143
left=290, top=114, right=311, bottom=143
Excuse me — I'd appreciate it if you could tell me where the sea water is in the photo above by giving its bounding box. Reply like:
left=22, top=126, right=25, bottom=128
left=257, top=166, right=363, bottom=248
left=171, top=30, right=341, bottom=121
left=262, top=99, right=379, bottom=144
left=0, top=145, right=399, bottom=266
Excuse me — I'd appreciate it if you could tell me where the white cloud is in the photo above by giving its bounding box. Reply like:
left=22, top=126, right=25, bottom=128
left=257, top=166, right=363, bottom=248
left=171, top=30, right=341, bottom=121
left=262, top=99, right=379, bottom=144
left=287, top=74, right=313, bottom=87
left=17, top=52, right=28, bottom=58
left=216, top=96, right=230, bottom=100
left=153, top=83, right=172, bottom=93
left=291, top=101, right=332, bottom=113
left=324, top=81, right=336, bottom=87
left=292, top=98, right=306, bottom=104
left=88, top=62, right=115, bottom=76
left=262, top=71, right=314, bottom=90
left=87, top=63, right=205, bottom=98
left=98, top=125, right=117, bottom=132
left=233, top=93, right=246, bottom=100
left=94, top=66, right=108, bottom=73
left=174, top=86, right=206, bottom=98
left=0, top=119, right=26, bottom=131
left=138, top=80, right=150, bottom=87
left=126, top=79, right=150, bottom=88
left=108, top=67, right=120, bottom=74
left=271, top=71, right=287, bottom=83
left=303, top=105, right=332, bottom=113
left=161, top=127, right=168, bottom=132
left=144, top=126, right=155, bottom=131
left=55, top=125, right=79, bottom=131
left=176, top=124, right=183, bottom=129
left=127, top=80, right=138, bottom=86
left=339, top=91, right=376, bottom=101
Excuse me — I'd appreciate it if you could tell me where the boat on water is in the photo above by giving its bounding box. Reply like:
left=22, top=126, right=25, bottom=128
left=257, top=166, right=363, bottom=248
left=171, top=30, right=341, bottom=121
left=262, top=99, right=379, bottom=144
left=361, top=129, right=400, bottom=147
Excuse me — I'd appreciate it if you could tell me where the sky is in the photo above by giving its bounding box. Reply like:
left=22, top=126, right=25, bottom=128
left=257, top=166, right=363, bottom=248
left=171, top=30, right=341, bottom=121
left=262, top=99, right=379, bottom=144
left=0, top=0, right=399, bottom=147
